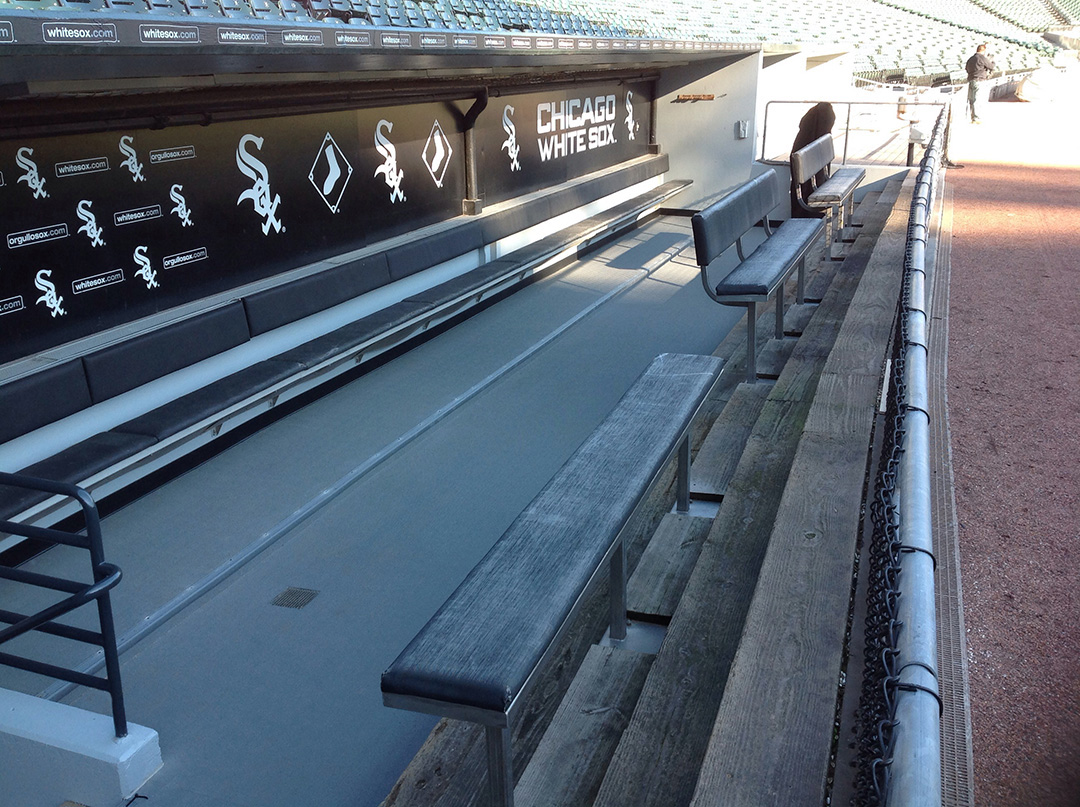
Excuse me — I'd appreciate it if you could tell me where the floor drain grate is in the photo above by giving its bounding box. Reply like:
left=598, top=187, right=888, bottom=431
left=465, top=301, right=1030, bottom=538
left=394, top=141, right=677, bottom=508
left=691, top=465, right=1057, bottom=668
left=271, top=587, right=319, bottom=609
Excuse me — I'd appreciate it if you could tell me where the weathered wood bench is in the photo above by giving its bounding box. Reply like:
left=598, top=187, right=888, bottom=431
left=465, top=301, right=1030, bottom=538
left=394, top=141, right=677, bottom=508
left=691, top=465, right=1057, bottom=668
left=380, top=352, right=723, bottom=807
left=691, top=171, right=824, bottom=383
left=0, top=157, right=690, bottom=536
left=790, top=133, right=866, bottom=259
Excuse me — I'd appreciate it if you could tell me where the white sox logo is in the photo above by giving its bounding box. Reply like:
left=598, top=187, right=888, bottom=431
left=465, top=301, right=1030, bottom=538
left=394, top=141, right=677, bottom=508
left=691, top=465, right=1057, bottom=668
left=170, top=184, right=194, bottom=227
left=16, top=147, right=48, bottom=199
left=501, top=105, right=522, bottom=172
left=119, top=136, right=146, bottom=182
left=374, top=120, right=405, bottom=204
left=34, top=270, right=66, bottom=317
left=236, top=134, right=284, bottom=235
left=76, top=200, right=106, bottom=247
left=625, top=91, right=636, bottom=141
left=134, top=245, right=159, bottom=289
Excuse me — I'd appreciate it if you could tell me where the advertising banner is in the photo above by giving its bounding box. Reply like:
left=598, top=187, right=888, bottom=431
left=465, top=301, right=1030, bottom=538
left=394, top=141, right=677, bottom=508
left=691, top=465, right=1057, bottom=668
left=477, top=81, right=653, bottom=204
left=0, top=101, right=464, bottom=363
left=0, top=79, right=653, bottom=365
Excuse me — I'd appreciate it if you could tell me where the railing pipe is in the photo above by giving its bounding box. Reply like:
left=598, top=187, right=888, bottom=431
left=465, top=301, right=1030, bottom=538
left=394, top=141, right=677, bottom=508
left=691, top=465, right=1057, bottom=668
left=0, top=471, right=129, bottom=738
left=887, top=107, right=947, bottom=807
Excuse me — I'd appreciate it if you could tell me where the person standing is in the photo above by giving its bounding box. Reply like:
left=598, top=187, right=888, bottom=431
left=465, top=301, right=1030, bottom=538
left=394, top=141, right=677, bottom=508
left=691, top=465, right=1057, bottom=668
left=966, top=43, right=996, bottom=122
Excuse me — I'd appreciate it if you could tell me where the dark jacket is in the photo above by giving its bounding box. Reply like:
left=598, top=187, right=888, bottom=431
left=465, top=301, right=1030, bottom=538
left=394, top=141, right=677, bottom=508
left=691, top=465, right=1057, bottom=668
left=966, top=52, right=995, bottom=81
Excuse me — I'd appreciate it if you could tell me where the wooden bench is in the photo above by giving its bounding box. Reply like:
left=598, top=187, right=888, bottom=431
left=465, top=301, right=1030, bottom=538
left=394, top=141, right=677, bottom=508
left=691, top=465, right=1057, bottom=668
left=691, top=171, right=824, bottom=383
left=0, top=158, right=690, bottom=534
left=790, top=133, right=866, bottom=259
left=380, top=352, right=723, bottom=807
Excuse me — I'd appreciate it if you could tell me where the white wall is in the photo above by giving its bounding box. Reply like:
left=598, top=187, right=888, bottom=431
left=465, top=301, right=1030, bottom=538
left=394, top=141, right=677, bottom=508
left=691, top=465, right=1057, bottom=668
left=654, top=52, right=762, bottom=207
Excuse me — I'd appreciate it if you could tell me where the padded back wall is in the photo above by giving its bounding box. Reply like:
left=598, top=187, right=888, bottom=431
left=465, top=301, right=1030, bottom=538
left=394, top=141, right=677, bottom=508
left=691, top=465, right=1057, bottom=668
left=0, top=79, right=652, bottom=365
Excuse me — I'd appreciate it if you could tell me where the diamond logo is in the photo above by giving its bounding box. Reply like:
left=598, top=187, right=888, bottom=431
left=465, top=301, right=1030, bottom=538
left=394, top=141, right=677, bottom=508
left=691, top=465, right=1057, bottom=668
left=422, top=119, right=453, bottom=189
left=308, top=132, right=353, bottom=214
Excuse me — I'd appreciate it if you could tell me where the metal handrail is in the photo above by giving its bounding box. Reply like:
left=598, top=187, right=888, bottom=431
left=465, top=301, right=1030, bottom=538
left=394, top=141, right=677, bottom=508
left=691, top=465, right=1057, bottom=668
left=854, top=106, right=946, bottom=807
left=887, top=100, right=946, bottom=807
left=0, top=472, right=128, bottom=738
left=760, top=98, right=949, bottom=167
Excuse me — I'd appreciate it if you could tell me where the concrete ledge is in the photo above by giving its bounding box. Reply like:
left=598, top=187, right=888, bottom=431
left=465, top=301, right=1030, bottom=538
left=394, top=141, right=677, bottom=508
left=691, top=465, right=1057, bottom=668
left=0, top=688, right=162, bottom=807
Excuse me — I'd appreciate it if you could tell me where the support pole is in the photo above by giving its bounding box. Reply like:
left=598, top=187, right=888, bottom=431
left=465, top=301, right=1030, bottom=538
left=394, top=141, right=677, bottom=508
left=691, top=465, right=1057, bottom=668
left=485, top=725, right=515, bottom=807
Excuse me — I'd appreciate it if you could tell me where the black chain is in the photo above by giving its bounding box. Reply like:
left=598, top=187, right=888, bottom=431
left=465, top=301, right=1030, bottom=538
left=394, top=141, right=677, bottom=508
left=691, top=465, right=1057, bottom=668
left=852, top=112, right=944, bottom=807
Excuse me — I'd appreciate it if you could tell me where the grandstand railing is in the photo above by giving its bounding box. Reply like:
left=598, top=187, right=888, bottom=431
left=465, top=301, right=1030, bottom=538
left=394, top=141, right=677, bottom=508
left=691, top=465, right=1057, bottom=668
left=760, top=98, right=949, bottom=167
left=853, top=107, right=946, bottom=807
left=0, top=473, right=128, bottom=738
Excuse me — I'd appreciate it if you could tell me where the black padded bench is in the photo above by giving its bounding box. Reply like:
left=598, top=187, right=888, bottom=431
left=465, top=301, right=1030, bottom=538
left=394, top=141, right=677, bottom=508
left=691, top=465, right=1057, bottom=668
left=0, top=159, right=690, bottom=530
left=381, top=352, right=723, bottom=807
left=790, top=133, right=866, bottom=259
left=692, top=171, right=824, bottom=383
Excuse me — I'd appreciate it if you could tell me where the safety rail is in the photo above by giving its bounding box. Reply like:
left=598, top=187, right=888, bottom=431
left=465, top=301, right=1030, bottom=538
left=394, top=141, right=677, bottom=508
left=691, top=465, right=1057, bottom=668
left=0, top=472, right=128, bottom=738
left=853, top=107, right=946, bottom=806
left=760, top=99, right=949, bottom=168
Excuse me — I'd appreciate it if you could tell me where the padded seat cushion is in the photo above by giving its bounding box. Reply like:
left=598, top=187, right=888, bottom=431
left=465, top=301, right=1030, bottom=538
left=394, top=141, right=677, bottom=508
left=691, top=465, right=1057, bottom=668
left=0, top=361, right=93, bottom=444
left=404, top=261, right=525, bottom=306
left=807, top=168, right=866, bottom=205
left=0, top=432, right=157, bottom=521
left=714, top=218, right=824, bottom=298
left=83, top=302, right=251, bottom=403
left=382, top=353, right=723, bottom=713
left=115, top=359, right=305, bottom=441
left=274, top=301, right=432, bottom=369
left=243, top=253, right=391, bottom=336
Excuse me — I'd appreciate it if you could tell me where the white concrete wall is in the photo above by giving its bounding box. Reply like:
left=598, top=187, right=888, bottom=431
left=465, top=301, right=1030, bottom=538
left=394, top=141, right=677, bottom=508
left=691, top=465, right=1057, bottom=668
left=654, top=52, right=763, bottom=207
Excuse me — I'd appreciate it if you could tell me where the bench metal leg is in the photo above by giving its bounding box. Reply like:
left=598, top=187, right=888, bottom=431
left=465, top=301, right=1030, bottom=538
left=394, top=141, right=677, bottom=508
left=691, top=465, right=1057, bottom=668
left=609, top=539, right=627, bottom=641
left=745, top=301, right=757, bottom=383
left=797, top=254, right=806, bottom=305
left=486, top=725, right=515, bottom=807
left=676, top=434, right=690, bottom=513
left=775, top=283, right=785, bottom=340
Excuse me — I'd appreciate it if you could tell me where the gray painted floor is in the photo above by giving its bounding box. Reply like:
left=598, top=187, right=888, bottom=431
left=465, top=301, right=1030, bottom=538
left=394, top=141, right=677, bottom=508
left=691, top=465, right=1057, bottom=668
left=5, top=216, right=748, bottom=806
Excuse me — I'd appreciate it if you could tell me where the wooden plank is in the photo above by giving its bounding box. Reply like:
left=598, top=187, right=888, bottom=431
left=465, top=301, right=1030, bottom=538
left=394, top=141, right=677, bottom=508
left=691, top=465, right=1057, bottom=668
left=515, top=645, right=653, bottom=807
left=802, top=371, right=880, bottom=439
left=688, top=429, right=871, bottom=807
left=626, top=512, right=714, bottom=619
left=593, top=394, right=813, bottom=807
left=686, top=179, right=914, bottom=807
left=689, top=382, right=772, bottom=500
left=781, top=301, right=817, bottom=336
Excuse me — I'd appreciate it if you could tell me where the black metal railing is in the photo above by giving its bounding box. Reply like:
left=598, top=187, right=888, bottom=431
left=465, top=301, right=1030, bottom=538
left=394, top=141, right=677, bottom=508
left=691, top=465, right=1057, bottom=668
left=0, top=472, right=128, bottom=738
left=853, top=107, right=946, bottom=807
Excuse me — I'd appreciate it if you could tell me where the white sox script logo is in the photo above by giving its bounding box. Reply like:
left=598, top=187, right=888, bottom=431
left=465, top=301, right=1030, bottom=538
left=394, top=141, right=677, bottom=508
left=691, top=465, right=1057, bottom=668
left=16, top=147, right=48, bottom=199
left=119, top=136, right=146, bottom=182
left=134, top=245, right=158, bottom=289
left=34, top=270, right=66, bottom=317
left=236, top=134, right=284, bottom=235
left=625, top=91, right=636, bottom=141
left=170, top=184, right=193, bottom=227
left=76, top=200, right=106, bottom=247
left=501, top=105, right=522, bottom=172
left=374, top=120, right=405, bottom=204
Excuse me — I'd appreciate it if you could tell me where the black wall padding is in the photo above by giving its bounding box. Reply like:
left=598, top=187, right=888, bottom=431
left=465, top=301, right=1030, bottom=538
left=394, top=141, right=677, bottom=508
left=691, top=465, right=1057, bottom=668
left=385, top=222, right=485, bottom=282
left=0, top=361, right=94, bottom=444
left=82, top=301, right=251, bottom=403
left=242, top=253, right=392, bottom=337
